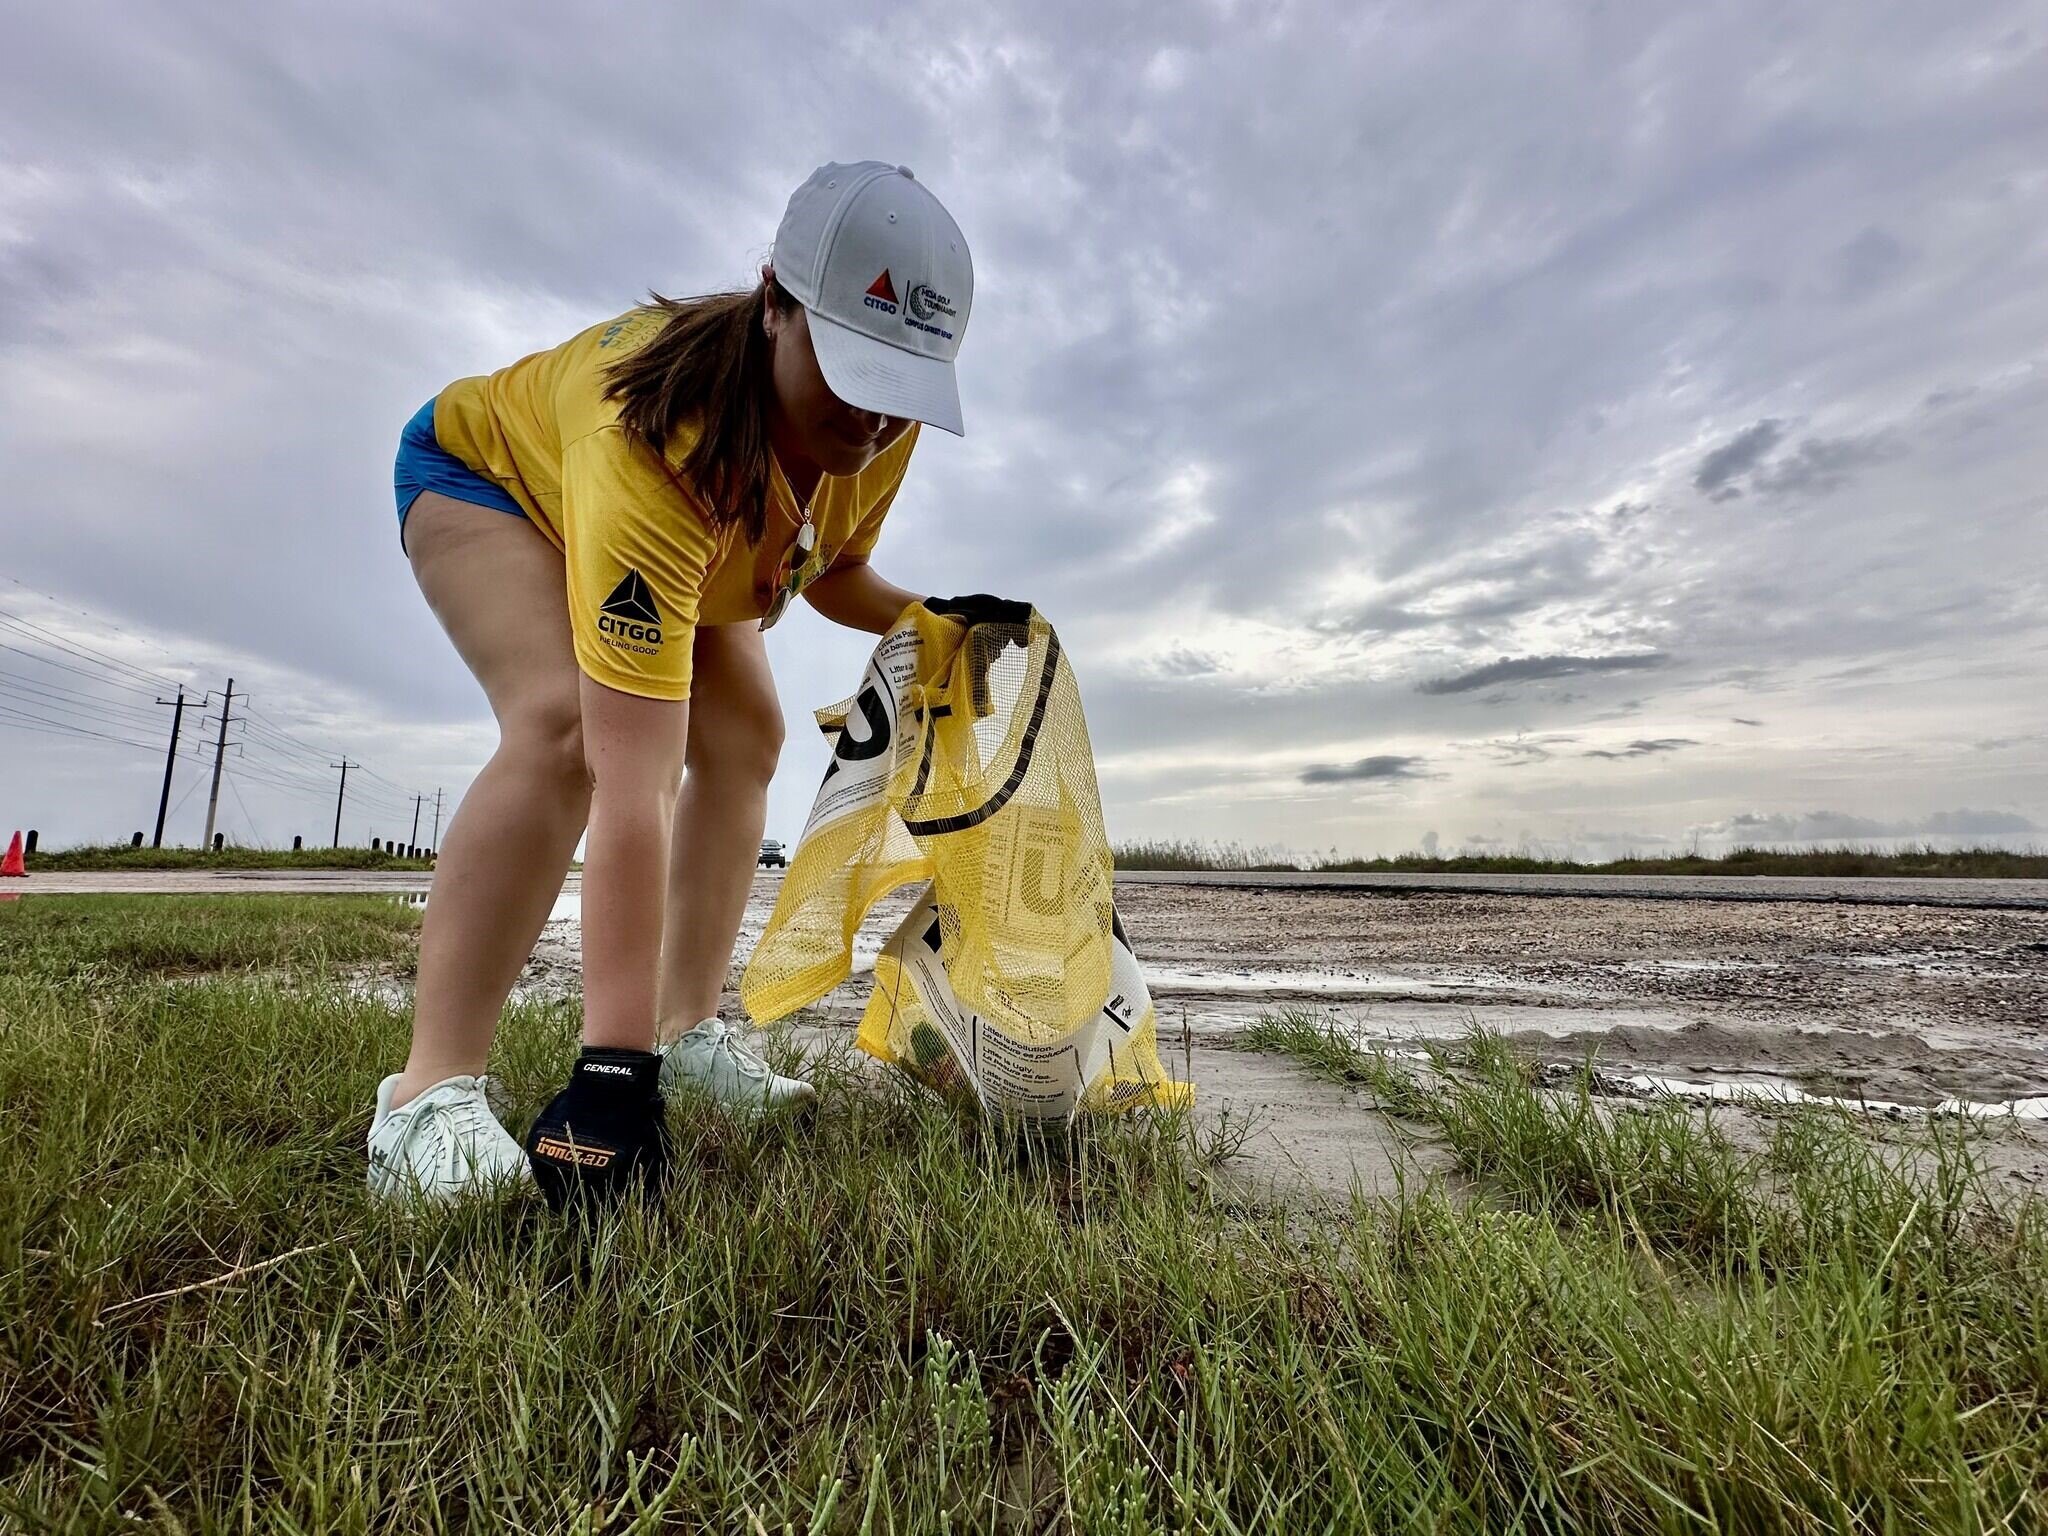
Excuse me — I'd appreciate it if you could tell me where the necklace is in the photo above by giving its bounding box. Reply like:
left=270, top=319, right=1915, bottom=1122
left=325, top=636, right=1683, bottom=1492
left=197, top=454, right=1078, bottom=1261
left=760, top=473, right=819, bottom=632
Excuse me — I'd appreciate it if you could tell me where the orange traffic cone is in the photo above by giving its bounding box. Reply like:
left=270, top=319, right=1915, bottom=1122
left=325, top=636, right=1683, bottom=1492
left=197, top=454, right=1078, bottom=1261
left=1, top=830, right=24, bottom=877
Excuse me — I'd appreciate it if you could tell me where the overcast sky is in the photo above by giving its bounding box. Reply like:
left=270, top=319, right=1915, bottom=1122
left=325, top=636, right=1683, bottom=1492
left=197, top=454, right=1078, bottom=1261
left=3, top=0, right=2044, bottom=859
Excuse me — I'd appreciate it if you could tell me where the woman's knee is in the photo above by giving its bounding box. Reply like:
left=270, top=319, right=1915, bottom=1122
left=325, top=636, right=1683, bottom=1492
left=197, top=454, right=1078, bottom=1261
left=501, top=692, right=590, bottom=792
left=692, top=697, right=783, bottom=788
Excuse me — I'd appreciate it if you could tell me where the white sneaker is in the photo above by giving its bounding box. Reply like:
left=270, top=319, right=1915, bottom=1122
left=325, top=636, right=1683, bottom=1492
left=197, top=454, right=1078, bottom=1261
left=659, top=1018, right=817, bottom=1120
left=367, top=1073, right=532, bottom=1201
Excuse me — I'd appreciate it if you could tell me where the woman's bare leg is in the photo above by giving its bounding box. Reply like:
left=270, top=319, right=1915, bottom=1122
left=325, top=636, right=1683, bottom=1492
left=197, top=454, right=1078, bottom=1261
left=656, top=623, right=784, bottom=1038
left=392, top=492, right=590, bottom=1106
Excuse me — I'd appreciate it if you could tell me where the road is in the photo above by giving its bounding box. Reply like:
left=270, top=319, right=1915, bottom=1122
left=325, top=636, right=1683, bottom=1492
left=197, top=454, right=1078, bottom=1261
left=14, top=866, right=2048, bottom=908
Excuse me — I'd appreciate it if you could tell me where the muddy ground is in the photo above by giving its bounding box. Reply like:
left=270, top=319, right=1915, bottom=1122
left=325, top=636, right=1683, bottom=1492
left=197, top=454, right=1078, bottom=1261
left=24, top=867, right=2046, bottom=1203
left=502, top=876, right=2048, bottom=1205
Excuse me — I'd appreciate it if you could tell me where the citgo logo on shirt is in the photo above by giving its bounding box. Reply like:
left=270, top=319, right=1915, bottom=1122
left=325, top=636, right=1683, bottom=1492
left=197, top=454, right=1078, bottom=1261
left=598, top=570, right=663, bottom=654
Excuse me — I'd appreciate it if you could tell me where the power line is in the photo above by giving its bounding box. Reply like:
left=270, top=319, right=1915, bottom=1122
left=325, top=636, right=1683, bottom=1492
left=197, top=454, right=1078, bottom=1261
left=240, top=705, right=421, bottom=810
left=0, top=606, right=185, bottom=693
left=163, top=768, right=206, bottom=826
left=191, top=695, right=415, bottom=820
left=0, top=602, right=188, bottom=690
left=1, top=575, right=195, bottom=673
left=226, top=759, right=358, bottom=803
left=238, top=709, right=340, bottom=767
left=0, top=667, right=173, bottom=724
left=223, top=769, right=262, bottom=846
left=226, top=736, right=349, bottom=791
left=0, top=679, right=202, bottom=744
left=0, top=703, right=169, bottom=753
left=0, top=679, right=171, bottom=734
left=0, top=697, right=415, bottom=819
left=0, top=640, right=165, bottom=699
left=0, top=681, right=308, bottom=791
left=2, top=589, right=438, bottom=839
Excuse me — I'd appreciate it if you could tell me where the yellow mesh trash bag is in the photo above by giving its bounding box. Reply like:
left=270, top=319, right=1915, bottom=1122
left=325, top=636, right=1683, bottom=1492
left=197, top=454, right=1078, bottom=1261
left=741, top=601, right=1190, bottom=1118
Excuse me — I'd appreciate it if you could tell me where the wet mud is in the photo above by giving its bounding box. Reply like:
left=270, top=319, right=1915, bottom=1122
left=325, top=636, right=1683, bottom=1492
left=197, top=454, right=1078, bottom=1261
left=511, top=875, right=2048, bottom=1203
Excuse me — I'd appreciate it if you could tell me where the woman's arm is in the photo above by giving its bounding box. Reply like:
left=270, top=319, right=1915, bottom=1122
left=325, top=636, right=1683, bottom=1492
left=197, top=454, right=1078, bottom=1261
left=801, top=559, right=922, bottom=634
left=577, top=674, right=690, bottom=1051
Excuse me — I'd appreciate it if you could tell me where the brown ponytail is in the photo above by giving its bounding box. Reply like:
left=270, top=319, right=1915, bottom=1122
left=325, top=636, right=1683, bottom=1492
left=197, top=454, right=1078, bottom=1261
left=600, top=279, right=797, bottom=546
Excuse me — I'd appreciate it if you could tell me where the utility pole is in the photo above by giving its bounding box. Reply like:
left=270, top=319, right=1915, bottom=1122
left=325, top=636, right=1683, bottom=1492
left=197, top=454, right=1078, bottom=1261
left=410, top=793, right=423, bottom=853
left=151, top=687, right=189, bottom=848
left=201, top=678, right=235, bottom=852
left=431, top=788, right=443, bottom=848
left=331, top=760, right=357, bottom=848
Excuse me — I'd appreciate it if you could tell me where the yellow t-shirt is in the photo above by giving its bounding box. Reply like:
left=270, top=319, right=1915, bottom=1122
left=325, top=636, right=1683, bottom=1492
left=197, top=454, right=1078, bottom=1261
left=430, top=308, right=919, bottom=700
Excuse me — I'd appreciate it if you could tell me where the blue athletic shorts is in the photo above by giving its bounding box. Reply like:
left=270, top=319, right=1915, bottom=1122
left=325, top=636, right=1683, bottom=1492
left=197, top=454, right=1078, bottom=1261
left=393, top=396, right=527, bottom=549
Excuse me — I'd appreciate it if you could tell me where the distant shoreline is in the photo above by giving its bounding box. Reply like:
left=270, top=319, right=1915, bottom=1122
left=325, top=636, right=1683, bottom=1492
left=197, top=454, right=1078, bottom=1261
left=1112, top=840, right=2047, bottom=880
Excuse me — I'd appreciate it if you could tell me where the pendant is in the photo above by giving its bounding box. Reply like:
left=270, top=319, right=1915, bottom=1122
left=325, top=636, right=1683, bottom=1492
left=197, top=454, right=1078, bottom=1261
left=797, top=520, right=816, bottom=553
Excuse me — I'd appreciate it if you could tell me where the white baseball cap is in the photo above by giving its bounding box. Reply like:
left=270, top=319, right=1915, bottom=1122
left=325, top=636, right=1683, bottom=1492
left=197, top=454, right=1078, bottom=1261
left=772, top=161, right=973, bottom=436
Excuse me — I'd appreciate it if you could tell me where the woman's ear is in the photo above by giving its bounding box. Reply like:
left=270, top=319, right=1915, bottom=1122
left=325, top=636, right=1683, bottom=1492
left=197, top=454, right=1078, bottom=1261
left=760, top=263, right=780, bottom=340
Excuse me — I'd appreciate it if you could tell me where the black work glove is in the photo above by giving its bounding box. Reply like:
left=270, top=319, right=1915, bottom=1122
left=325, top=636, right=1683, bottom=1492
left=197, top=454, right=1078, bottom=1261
left=524, top=1047, right=669, bottom=1213
left=925, top=593, right=1033, bottom=629
left=925, top=595, right=1033, bottom=717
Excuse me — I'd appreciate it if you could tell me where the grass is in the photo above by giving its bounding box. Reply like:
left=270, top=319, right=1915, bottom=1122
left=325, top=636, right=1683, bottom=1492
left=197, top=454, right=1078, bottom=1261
left=1232, top=1007, right=1420, bottom=1095
left=1107, top=839, right=1300, bottom=873
left=1114, top=839, right=2048, bottom=879
left=4, top=899, right=2046, bottom=1530
left=0, top=894, right=420, bottom=980
left=24, top=842, right=435, bottom=873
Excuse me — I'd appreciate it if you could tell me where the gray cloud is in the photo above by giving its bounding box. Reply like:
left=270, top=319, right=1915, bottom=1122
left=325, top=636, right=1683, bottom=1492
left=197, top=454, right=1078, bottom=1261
left=1583, top=737, right=1698, bottom=759
left=1693, top=419, right=1784, bottom=495
left=1417, top=653, right=1669, bottom=696
left=1475, top=733, right=1579, bottom=766
left=1154, top=644, right=1221, bottom=678
left=1831, top=226, right=1907, bottom=301
left=1753, top=431, right=1903, bottom=498
left=1721, top=808, right=2039, bottom=841
left=1731, top=717, right=1764, bottom=726
left=1921, top=809, right=2038, bottom=836
left=1317, top=529, right=1609, bottom=642
left=1300, top=755, right=1431, bottom=785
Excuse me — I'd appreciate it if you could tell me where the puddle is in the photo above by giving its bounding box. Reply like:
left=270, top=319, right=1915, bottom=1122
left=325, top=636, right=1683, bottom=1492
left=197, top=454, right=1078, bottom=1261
left=1569, top=1066, right=2048, bottom=1122
left=1144, top=963, right=1488, bottom=997
left=1609, top=958, right=1776, bottom=974
left=1837, top=949, right=2031, bottom=980
left=387, top=889, right=582, bottom=922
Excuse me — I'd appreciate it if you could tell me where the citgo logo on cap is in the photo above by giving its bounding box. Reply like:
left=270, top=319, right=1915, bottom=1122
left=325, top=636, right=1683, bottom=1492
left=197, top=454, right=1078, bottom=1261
left=864, top=270, right=899, bottom=314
